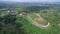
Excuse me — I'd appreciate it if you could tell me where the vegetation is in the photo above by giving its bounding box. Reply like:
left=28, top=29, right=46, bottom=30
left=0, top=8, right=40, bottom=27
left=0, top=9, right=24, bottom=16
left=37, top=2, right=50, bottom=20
left=0, top=2, right=60, bottom=34
left=0, top=15, right=27, bottom=34
left=29, top=13, right=37, bottom=19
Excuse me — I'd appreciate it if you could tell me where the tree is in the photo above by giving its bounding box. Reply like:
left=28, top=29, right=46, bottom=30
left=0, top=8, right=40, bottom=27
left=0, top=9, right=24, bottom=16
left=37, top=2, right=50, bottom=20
left=3, top=15, right=17, bottom=24
left=0, top=17, right=3, bottom=22
left=0, top=15, right=27, bottom=34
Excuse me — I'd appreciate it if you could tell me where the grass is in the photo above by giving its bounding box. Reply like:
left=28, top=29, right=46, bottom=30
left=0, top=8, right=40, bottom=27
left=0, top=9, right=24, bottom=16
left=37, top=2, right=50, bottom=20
left=20, top=16, right=60, bottom=34
left=37, top=20, right=48, bottom=24
left=28, top=13, right=48, bottom=24
left=16, top=8, right=60, bottom=34
left=1, top=7, right=60, bottom=34
left=21, top=17, right=48, bottom=34
left=29, top=13, right=37, bottom=19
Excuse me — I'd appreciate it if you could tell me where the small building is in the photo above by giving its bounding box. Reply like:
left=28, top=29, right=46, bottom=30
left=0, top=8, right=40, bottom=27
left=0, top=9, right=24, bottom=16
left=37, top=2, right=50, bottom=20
left=8, top=10, right=18, bottom=15
left=20, top=12, right=27, bottom=16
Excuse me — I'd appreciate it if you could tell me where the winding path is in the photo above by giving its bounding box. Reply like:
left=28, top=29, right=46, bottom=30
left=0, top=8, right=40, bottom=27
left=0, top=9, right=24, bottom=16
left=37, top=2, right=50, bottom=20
left=27, top=13, right=50, bottom=28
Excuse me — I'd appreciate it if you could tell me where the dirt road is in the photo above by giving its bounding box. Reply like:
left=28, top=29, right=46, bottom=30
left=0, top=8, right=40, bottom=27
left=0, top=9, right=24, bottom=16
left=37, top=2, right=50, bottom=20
left=27, top=14, right=50, bottom=28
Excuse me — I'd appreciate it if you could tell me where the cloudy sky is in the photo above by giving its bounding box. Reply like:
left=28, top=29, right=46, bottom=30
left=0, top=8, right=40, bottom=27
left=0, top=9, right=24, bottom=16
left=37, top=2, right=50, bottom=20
left=0, top=0, right=60, bottom=2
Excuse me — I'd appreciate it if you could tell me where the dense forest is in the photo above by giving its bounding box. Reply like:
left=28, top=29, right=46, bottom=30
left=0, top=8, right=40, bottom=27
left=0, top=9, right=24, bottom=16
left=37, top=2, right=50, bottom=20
left=0, top=15, right=27, bottom=34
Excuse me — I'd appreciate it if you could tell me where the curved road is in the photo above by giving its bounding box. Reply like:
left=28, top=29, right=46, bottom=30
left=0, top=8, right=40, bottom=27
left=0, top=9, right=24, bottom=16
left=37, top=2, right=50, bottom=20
left=27, top=13, right=50, bottom=28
